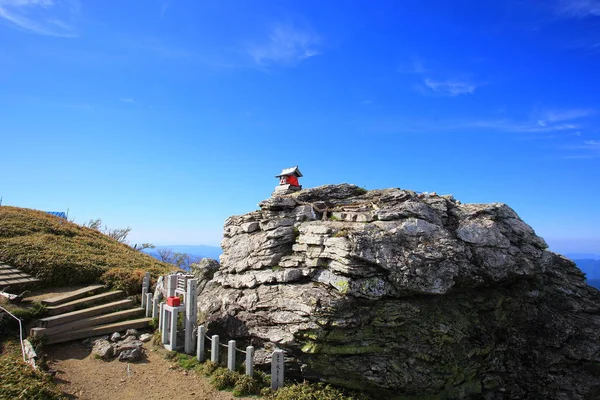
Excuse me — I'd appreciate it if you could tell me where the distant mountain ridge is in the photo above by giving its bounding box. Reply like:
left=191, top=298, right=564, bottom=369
left=566, top=253, right=600, bottom=289
left=143, top=245, right=222, bottom=262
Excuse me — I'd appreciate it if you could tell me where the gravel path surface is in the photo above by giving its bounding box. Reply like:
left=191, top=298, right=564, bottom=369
left=47, top=341, right=248, bottom=400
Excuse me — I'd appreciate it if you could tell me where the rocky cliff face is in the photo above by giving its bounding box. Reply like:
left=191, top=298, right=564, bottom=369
left=197, top=184, right=600, bottom=399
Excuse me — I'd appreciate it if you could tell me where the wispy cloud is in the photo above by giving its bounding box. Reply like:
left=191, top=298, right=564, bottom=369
left=0, top=0, right=78, bottom=37
left=563, top=139, right=600, bottom=158
left=555, top=0, right=600, bottom=18
left=401, top=56, right=480, bottom=97
left=120, top=98, right=136, bottom=104
left=422, top=79, right=477, bottom=96
left=537, top=108, right=596, bottom=122
left=247, top=23, right=320, bottom=66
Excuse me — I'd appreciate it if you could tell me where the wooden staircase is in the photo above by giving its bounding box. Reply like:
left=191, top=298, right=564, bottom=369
left=0, top=263, right=40, bottom=287
left=31, top=285, right=152, bottom=345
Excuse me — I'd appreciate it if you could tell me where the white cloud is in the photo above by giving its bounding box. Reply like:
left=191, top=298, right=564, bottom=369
left=541, top=108, right=596, bottom=122
left=0, top=0, right=77, bottom=37
left=120, top=98, right=135, bottom=104
left=563, top=139, right=600, bottom=158
left=556, top=0, right=600, bottom=18
left=423, top=79, right=477, bottom=96
left=248, top=23, right=320, bottom=66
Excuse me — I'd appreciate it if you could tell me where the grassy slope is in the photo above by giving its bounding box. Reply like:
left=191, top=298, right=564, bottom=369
left=0, top=339, right=67, bottom=400
left=0, top=206, right=172, bottom=287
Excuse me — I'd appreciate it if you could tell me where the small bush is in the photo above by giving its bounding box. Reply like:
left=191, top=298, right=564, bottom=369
left=198, top=360, right=219, bottom=376
left=151, top=330, right=162, bottom=345
left=210, top=367, right=238, bottom=390
left=100, top=268, right=149, bottom=295
left=232, top=374, right=264, bottom=396
left=334, top=229, right=349, bottom=238
left=263, top=381, right=356, bottom=400
left=163, top=350, right=178, bottom=360
left=177, top=354, right=199, bottom=370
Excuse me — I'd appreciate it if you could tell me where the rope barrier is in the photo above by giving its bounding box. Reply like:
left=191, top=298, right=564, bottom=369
left=0, top=305, right=27, bottom=363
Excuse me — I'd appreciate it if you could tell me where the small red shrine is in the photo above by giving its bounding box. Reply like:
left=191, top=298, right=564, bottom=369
left=274, top=166, right=302, bottom=194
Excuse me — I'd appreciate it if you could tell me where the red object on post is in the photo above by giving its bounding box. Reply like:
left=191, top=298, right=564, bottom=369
left=167, top=296, right=180, bottom=307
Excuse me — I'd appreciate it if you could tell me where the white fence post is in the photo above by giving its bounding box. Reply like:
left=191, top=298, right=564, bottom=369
left=160, top=304, right=168, bottom=343
left=145, top=293, right=152, bottom=317
left=211, top=335, right=219, bottom=363
left=245, top=346, right=254, bottom=377
left=197, top=325, right=205, bottom=361
left=184, top=279, right=198, bottom=354
left=228, top=340, right=236, bottom=371
left=166, top=274, right=177, bottom=297
left=152, top=297, right=159, bottom=319
left=271, top=350, right=285, bottom=390
left=168, top=307, right=177, bottom=349
left=141, top=272, right=150, bottom=308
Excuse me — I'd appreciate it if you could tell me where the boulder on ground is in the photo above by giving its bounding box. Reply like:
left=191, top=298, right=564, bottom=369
left=198, top=184, right=600, bottom=400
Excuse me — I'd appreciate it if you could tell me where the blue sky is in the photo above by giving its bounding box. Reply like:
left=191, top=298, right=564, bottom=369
left=1, top=0, right=599, bottom=253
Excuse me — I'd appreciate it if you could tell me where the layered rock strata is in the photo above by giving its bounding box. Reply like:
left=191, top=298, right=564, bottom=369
left=197, top=184, right=600, bottom=399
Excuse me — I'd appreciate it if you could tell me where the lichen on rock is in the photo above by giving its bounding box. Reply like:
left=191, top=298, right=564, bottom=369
left=198, top=184, right=600, bottom=399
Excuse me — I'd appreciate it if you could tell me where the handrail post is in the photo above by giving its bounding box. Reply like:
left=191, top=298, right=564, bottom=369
left=197, top=325, right=205, bottom=361
left=228, top=340, right=236, bottom=371
left=211, top=335, right=219, bottom=363
left=245, top=346, right=254, bottom=377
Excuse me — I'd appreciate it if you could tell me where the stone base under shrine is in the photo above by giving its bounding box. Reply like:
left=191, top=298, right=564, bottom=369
left=272, top=184, right=302, bottom=196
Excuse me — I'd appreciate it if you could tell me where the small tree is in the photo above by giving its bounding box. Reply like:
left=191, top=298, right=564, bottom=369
left=83, top=218, right=153, bottom=250
left=156, top=248, right=199, bottom=270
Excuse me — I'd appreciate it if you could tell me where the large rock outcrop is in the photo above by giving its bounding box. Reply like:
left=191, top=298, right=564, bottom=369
left=198, top=184, right=600, bottom=399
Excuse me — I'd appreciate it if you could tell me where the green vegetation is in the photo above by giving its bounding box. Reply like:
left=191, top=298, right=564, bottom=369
left=261, top=381, right=361, bottom=400
left=334, top=229, right=350, bottom=238
left=0, top=339, right=67, bottom=400
left=0, top=206, right=172, bottom=288
left=152, top=342, right=369, bottom=399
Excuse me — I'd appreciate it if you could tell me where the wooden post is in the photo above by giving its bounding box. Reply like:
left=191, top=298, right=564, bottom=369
left=271, top=350, right=284, bottom=390
left=197, top=325, right=205, bottom=362
left=211, top=335, right=219, bottom=363
left=228, top=340, right=236, bottom=371
left=245, top=346, right=254, bottom=377
left=166, top=274, right=177, bottom=297
left=184, top=279, right=198, bottom=354
left=145, top=293, right=152, bottom=317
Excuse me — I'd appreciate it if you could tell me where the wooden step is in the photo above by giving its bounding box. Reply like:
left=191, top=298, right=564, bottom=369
left=32, top=307, right=145, bottom=337
left=0, top=276, right=40, bottom=286
left=44, top=318, right=153, bottom=345
left=38, top=299, right=134, bottom=328
left=41, top=285, right=106, bottom=306
left=45, top=290, right=125, bottom=316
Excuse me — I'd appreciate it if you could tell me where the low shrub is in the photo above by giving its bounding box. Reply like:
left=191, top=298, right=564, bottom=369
left=232, top=374, right=264, bottom=396
left=210, top=367, right=238, bottom=390
left=100, top=268, right=150, bottom=295
left=177, top=354, right=199, bottom=370
left=262, top=381, right=357, bottom=400
left=0, top=339, right=67, bottom=400
left=198, top=360, right=219, bottom=376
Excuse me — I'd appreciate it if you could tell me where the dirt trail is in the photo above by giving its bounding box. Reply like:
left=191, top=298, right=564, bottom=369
left=47, top=341, right=249, bottom=400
